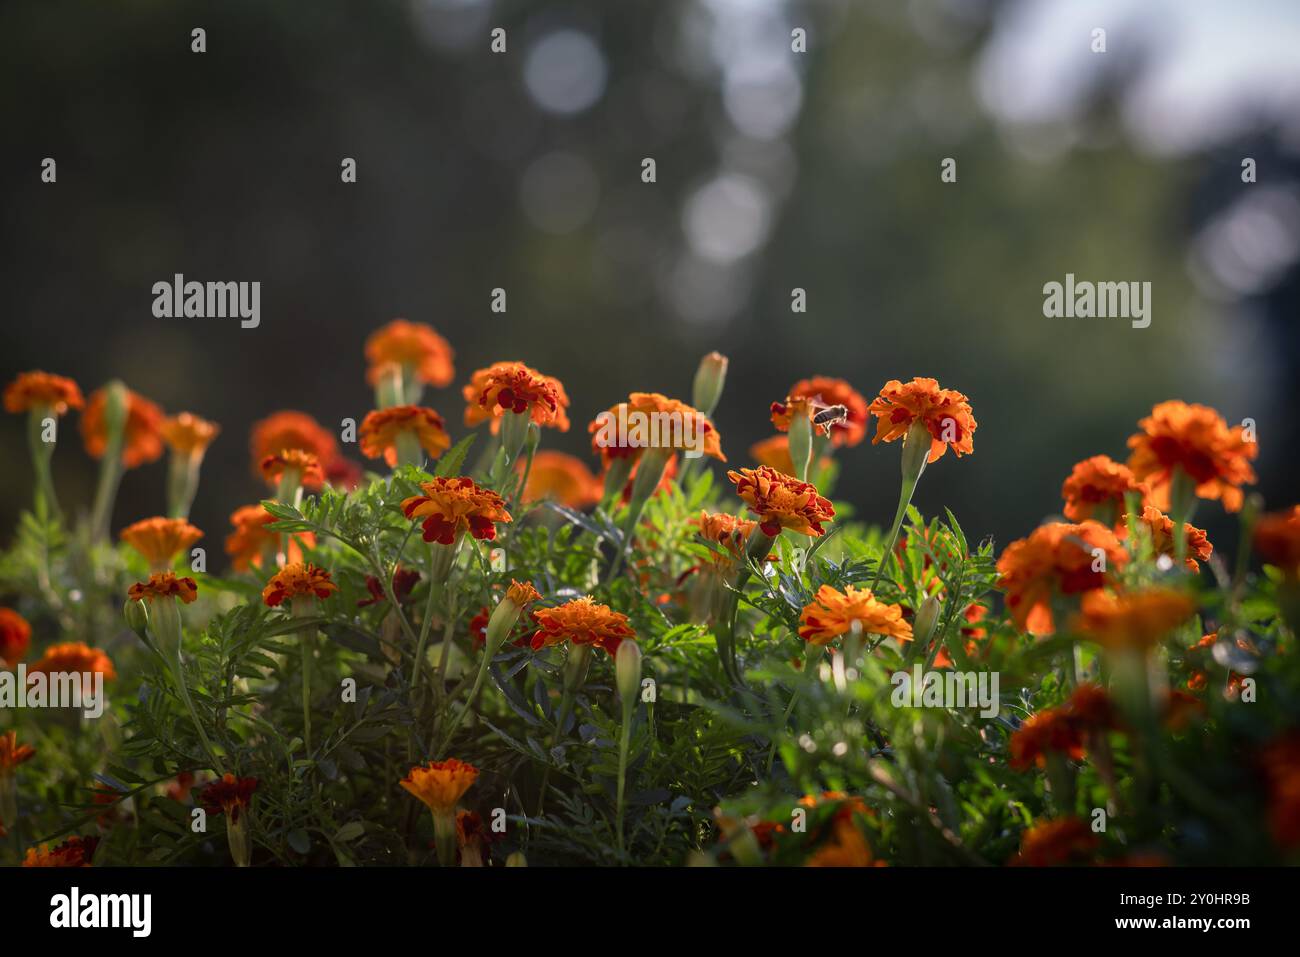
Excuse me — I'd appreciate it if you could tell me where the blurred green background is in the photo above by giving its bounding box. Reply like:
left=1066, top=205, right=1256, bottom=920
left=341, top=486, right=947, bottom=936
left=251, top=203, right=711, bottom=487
left=2, top=0, right=1296, bottom=556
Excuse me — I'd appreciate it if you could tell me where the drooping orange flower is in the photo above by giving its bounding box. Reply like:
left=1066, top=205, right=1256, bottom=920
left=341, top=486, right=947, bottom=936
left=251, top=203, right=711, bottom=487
left=200, top=773, right=259, bottom=824
left=463, top=361, right=570, bottom=431
left=1061, top=455, right=1145, bottom=527
left=22, top=835, right=99, bottom=868
left=1254, top=505, right=1300, bottom=579
left=400, top=759, right=478, bottom=816
left=1124, top=505, right=1213, bottom=572
left=589, top=392, right=725, bottom=466
left=0, top=608, right=32, bottom=667
left=805, top=819, right=884, bottom=867
left=28, top=642, right=116, bottom=681
left=519, top=451, right=601, bottom=509
left=358, top=405, right=451, bottom=466
left=224, top=505, right=316, bottom=571
left=798, top=584, right=913, bottom=647
left=1009, top=708, right=1086, bottom=770
left=1259, top=732, right=1300, bottom=849
left=1126, top=400, right=1257, bottom=512
left=160, top=412, right=220, bottom=456
left=262, top=562, right=338, bottom=606
left=995, top=521, right=1128, bottom=635
left=128, top=571, right=199, bottom=605
left=1071, top=587, right=1197, bottom=652
left=867, top=377, right=976, bottom=462
left=80, top=386, right=165, bottom=468
left=0, top=731, right=36, bottom=771
left=249, top=410, right=338, bottom=478
left=1009, top=817, right=1098, bottom=866
left=529, top=596, right=635, bottom=655
left=4, top=371, right=84, bottom=416
left=780, top=376, right=869, bottom=448
left=365, top=319, right=455, bottom=388
left=505, top=580, right=542, bottom=607
left=727, top=466, right=834, bottom=538
left=120, top=516, right=203, bottom=568
left=401, top=476, right=512, bottom=545
left=261, top=449, right=324, bottom=489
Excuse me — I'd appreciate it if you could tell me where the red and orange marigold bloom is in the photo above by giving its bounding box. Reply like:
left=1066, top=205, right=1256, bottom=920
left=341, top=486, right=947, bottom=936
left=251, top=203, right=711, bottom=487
left=224, top=504, right=316, bottom=571
left=693, top=511, right=764, bottom=566
left=160, top=412, right=220, bottom=456
left=249, top=410, right=338, bottom=478
left=22, top=835, right=99, bottom=868
left=529, top=596, right=635, bottom=655
left=128, top=572, right=199, bottom=605
left=261, top=449, right=325, bottom=489
left=1009, top=817, right=1099, bottom=867
left=262, top=562, right=338, bottom=607
left=4, top=371, right=84, bottom=416
left=589, top=392, right=725, bottom=465
left=1259, top=732, right=1300, bottom=849
left=28, top=642, right=117, bottom=681
left=0, top=731, right=36, bottom=772
left=798, top=584, right=913, bottom=647
left=780, top=376, right=869, bottom=448
left=0, top=608, right=32, bottom=667
left=120, top=516, right=203, bottom=568
left=358, top=405, right=451, bottom=466
left=401, top=476, right=512, bottom=545
left=1254, top=505, right=1300, bottom=579
left=80, top=386, right=165, bottom=468
left=1125, top=400, right=1257, bottom=513
left=727, top=466, right=834, bottom=538
left=365, top=319, right=455, bottom=388
left=200, top=773, right=259, bottom=824
left=519, top=451, right=601, bottom=509
left=400, top=758, right=479, bottom=816
left=1125, top=505, right=1213, bottom=572
left=1061, top=455, right=1146, bottom=527
left=463, top=361, right=570, bottom=431
left=995, top=521, right=1128, bottom=635
left=1070, top=587, right=1197, bottom=652
left=1009, top=708, right=1086, bottom=770
left=867, top=377, right=976, bottom=462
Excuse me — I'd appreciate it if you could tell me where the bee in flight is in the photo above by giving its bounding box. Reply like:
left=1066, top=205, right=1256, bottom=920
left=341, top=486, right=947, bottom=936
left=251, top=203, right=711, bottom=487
left=812, top=404, right=849, bottom=429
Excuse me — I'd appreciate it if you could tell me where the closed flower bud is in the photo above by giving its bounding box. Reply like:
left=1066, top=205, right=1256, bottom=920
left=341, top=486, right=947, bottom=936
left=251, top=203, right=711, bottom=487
left=616, top=638, right=642, bottom=713
left=506, top=851, right=528, bottom=867
left=914, top=593, right=942, bottom=647
left=123, top=598, right=150, bottom=642
left=692, top=351, right=729, bottom=417
left=150, top=595, right=184, bottom=662
left=901, top=418, right=931, bottom=486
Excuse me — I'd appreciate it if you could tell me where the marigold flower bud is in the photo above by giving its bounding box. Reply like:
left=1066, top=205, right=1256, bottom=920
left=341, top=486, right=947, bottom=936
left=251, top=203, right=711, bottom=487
left=913, top=593, right=942, bottom=647
left=616, top=638, right=642, bottom=713
left=692, top=352, right=728, bottom=417
left=123, top=598, right=150, bottom=643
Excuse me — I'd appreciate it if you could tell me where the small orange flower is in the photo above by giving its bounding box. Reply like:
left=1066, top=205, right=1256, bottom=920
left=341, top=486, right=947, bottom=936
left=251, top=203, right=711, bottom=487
left=1061, top=455, right=1145, bottom=527
left=519, top=451, right=601, bottom=509
left=1124, top=505, right=1213, bottom=572
left=358, top=405, right=451, bottom=466
left=781, top=376, right=869, bottom=448
left=4, top=371, right=84, bottom=416
left=693, top=511, right=763, bottom=566
left=769, top=394, right=829, bottom=437
left=128, top=571, right=199, bottom=605
left=224, top=504, right=316, bottom=571
left=589, top=392, right=725, bottom=465
left=401, top=477, right=512, bottom=545
left=120, top=516, right=203, bottom=568
left=727, top=466, right=834, bottom=538
left=529, top=596, right=635, bottom=655
left=463, top=361, right=570, bottom=431
left=1009, top=817, right=1098, bottom=866
left=22, top=835, right=98, bottom=867
left=1163, top=689, right=1206, bottom=732
left=805, top=819, right=883, bottom=867
left=750, top=435, right=833, bottom=476
left=1259, top=732, right=1300, bottom=849
left=262, top=562, right=338, bottom=606
left=1067, top=682, right=1120, bottom=733
left=867, top=377, right=976, bottom=462
left=200, top=773, right=259, bottom=824
left=0, top=731, right=36, bottom=771
left=505, top=579, right=543, bottom=607
left=365, top=319, right=455, bottom=388
left=160, top=412, right=220, bottom=456
left=995, top=521, right=1128, bottom=635
left=261, top=449, right=324, bottom=489
left=249, top=410, right=338, bottom=478
left=0, top=608, right=32, bottom=667
left=400, top=759, right=478, bottom=816
left=1009, top=708, right=1086, bottom=770
left=798, top=584, right=912, bottom=647
left=1070, top=587, right=1197, bottom=652
left=1126, top=400, right=1257, bottom=512
left=1255, top=505, right=1300, bottom=579
left=80, top=386, right=165, bottom=468
left=29, top=642, right=116, bottom=681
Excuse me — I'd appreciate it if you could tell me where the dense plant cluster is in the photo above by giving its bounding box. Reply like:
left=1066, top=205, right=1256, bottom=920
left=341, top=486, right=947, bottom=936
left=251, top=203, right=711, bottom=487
left=1, top=323, right=1298, bottom=867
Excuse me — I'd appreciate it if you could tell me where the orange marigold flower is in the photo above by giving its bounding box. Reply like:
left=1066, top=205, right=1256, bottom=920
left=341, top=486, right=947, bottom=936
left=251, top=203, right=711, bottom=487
left=160, top=412, right=220, bottom=456
left=400, top=758, right=478, bottom=816
left=200, top=773, right=259, bottom=824
left=805, top=819, right=884, bottom=867
left=4, top=370, right=84, bottom=415
left=519, top=451, right=601, bottom=509
left=1009, top=708, right=1086, bottom=770
left=1259, top=732, right=1300, bottom=849
left=1070, top=587, right=1197, bottom=652
left=1061, top=455, right=1145, bottom=527
left=782, top=376, right=869, bottom=448
left=529, top=596, right=635, bottom=655
left=1009, top=817, right=1098, bottom=866
left=0, top=731, right=36, bottom=771
left=1067, top=682, right=1120, bottom=733
left=249, top=410, right=338, bottom=478
left=401, top=476, right=512, bottom=545
left=120, top=516, right=203, bottom=568
left=589, top=392, right=725, bottom=465
left=22, top=835, right=98, bottom=868
left=770, top=394, right=829, bottom=437
left=0, top=608, right=32, bottom=667
left=1163, top=689, right=1206, bottom=732
left=358, top=405, right=451, bottom=466
left=224, top=504, right=316, bottom=571
left=727, top=466, right=834, bottom=538
left=867, top=377, right=976, bottom=462
left=1124, top=505, right=1213, bottom=572
left=1126, top=400, right=1257, bottom=512
left=463, top=361, right=570, bottom=431
left=693, top=511, right=764, bottom=566
left=128, top=572, right=199, bottom=605
left=365, top=319, right=455, bottom=388
left=262, top=562, right=338, bottom=607
left=505, top=579, right=542, bottom=607
left=261, top=449, right=324, bottom=489
left=750, top=435, right=833, bottom=476
left=29, top=642, right=116, bottom=681
left=80, top=386, right=165, bottom=468
left=995, top=521, right=1128, bottom=635
left=1255, top=505, right=1300, bottom=579
left=798, top=584, right=913, bottom=647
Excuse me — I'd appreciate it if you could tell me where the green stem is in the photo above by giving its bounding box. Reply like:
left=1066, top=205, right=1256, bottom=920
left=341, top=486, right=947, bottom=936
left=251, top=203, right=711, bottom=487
left=872, top=476, right=918, bottom=590
left=616, top=708, right=632, bottom=855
